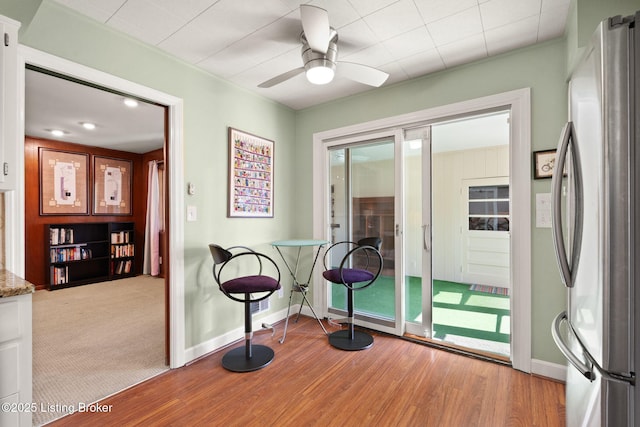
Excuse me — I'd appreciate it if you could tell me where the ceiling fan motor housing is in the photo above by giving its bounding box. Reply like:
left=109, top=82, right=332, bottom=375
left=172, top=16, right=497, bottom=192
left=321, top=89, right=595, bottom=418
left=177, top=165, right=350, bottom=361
left=301, top=32, right=338, bottom=74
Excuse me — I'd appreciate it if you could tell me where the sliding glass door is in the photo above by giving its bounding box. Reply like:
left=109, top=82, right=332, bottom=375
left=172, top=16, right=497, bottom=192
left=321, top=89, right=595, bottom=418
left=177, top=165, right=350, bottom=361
left=322, top=110, right=511, bottom=359
left=327, top=137, right=400, bottom=331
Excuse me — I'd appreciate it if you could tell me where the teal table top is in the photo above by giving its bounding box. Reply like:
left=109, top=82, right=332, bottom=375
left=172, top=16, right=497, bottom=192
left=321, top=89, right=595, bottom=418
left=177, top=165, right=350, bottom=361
left=271, top=239, right=329, bottom=247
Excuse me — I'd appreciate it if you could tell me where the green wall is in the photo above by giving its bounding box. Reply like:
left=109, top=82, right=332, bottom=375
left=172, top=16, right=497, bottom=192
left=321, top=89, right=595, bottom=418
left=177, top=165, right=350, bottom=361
left=1, top=0, right=297, bottom=348
left=295, top=40, right=568, bottom=364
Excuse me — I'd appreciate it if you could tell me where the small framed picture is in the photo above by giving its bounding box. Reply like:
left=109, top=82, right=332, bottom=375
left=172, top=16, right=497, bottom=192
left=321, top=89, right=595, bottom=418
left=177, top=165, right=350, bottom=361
left=227, top=127, right=274, bottom=218
left=93, top=156, right=132, bottom=215
left=533, top=149, right=558, bottom=179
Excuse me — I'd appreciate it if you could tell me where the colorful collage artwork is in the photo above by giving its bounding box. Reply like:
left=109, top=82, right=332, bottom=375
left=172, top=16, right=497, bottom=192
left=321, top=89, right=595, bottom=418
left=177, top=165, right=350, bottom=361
left=228, top=128, right=274, bottom=217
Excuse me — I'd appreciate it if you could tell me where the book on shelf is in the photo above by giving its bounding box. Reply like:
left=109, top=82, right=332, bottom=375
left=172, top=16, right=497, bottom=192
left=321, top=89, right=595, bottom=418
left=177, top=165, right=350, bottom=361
left=111, top=231, right=131, bottom=244
left=50, top=265, right=69, bottom=285
left=50, top=227, right=74, bottom=245
left=50, top=246, right=92, bottom=262
left=113, top=259, right=133, bottom=275
left=111, top=243, right=135, bottom=258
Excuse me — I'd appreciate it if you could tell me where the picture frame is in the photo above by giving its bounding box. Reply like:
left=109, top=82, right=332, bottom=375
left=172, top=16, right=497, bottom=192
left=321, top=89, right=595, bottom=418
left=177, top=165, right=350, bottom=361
left=228, top=127, right=274, bottom=218
left=39, top=148, right=89, bottom=215
left=93, top=156, right=132, bottom=215
left=533, top=149, right=558, bottom=179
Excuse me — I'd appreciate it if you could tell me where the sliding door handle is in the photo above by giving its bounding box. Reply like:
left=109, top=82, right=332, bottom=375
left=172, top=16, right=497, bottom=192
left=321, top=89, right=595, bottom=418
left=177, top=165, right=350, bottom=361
left=422, top=224, right=430, bottom=251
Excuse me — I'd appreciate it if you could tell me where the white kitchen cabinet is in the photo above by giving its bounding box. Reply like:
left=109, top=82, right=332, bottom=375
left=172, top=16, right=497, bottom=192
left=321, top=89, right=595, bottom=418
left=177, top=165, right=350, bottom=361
left=0, top=294, right=32, bottom=427
left=0, top=15, right=20, bottom=190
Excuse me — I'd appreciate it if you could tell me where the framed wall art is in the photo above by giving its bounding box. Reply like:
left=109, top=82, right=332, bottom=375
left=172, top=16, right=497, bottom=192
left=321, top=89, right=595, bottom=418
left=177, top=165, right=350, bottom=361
left=228, top=127, right=274, bottom=218
left=93, top=156, right=132, bottom=215
left=533, top=149, right=558, bottom=179
left=39, top=148, right=89, bottom=215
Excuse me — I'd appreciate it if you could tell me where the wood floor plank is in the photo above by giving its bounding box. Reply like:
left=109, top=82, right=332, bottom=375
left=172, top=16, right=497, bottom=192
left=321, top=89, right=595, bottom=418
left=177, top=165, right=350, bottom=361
left=48, top=316, right=565, bottom=426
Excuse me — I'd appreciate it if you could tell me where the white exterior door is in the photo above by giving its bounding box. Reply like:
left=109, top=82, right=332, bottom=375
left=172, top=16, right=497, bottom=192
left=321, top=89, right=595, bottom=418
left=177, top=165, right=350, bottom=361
left=461, top=177, right=510, bottom=289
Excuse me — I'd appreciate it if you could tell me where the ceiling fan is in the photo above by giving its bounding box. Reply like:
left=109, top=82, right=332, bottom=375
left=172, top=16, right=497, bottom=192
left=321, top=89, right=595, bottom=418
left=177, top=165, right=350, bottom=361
left=258, top=5, right=389, bottom=88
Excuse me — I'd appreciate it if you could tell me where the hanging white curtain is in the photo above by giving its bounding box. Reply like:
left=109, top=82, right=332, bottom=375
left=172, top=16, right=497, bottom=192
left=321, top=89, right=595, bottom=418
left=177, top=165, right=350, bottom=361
left=143, top=160, right=160, bottom=276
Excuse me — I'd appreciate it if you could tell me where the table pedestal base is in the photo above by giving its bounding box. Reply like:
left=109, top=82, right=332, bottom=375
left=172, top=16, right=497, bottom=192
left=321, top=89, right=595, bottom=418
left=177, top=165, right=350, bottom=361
left=280, top=284, right=328, bottom=343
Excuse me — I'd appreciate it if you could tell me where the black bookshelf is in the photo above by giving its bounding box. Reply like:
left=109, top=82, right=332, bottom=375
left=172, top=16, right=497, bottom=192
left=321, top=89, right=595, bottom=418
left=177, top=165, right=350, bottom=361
left=46, top=222, right=136, bottom=290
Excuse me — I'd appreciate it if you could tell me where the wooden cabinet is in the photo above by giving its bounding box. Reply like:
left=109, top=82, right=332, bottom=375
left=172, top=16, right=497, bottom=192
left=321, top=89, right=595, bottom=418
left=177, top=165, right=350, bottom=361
left=0, top=15, right=20, bottom=190
left=46, top=222, right=136, bottom=290
left=0, top=293, right=32, bottom=427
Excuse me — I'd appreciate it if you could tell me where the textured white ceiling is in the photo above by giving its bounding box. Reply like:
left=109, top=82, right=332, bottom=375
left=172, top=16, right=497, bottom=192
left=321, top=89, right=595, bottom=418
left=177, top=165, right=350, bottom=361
left=51, top=0, right=570, bottom=110
left=28, top=0, right=569, bottom=152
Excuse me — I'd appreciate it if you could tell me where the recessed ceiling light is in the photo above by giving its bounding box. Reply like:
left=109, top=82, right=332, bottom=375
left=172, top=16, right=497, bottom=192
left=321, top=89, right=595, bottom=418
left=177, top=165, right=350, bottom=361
left=123, top=98, right=139, bottom=108
left=81, top=122, right=96, bottom=130
left=50, top=129, right=66, bottom=137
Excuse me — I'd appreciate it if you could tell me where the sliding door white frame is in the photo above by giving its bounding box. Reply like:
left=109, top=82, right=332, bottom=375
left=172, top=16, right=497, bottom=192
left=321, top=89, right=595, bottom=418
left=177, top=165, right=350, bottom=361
left=312, top=88, right=531, bottom=372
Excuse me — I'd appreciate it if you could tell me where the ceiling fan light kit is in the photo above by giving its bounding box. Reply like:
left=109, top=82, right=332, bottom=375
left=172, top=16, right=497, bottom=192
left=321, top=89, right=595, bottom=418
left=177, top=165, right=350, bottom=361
left=257, top=5, right=389, bottom=89
left=302, top=35, right=337, bottom=85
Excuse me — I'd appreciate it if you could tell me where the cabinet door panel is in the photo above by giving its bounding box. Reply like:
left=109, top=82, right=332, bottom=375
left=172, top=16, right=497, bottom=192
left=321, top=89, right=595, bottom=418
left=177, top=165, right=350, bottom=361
left=0, top=300, right=20, bottom=342
left=0, top=344, right=19, bottom=397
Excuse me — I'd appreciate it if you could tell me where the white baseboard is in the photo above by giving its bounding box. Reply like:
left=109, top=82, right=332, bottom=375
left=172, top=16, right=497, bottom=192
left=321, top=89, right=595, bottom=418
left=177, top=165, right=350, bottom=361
left=531, top=358, right=566, bottom=382
left=184, top=305, right=297, bottom=363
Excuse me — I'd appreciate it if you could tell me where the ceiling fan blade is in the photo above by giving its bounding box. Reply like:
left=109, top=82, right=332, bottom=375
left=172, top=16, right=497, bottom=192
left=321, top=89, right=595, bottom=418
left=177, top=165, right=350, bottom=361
left=300, top=5, right=331, bottom=53
left=257, top=67, right=305, bottom=88
left=338, top=62, right=389, bottom=87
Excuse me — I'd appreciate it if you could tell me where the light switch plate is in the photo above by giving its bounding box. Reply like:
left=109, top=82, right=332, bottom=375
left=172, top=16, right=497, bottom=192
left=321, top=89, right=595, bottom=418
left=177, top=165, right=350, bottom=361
left=187, top=205, right=197, bottom=221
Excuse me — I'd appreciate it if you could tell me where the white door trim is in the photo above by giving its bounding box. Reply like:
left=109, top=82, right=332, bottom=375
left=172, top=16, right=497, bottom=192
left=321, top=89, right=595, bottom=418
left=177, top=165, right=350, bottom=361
left=313, top=88, right=531, bottom=372
left=13, top=46, right=186, bottom=368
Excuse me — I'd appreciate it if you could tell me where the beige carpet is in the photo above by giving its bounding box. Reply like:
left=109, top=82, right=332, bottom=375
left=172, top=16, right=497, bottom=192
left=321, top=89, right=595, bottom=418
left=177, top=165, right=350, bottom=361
left=32, top=275, right=168, bottom=426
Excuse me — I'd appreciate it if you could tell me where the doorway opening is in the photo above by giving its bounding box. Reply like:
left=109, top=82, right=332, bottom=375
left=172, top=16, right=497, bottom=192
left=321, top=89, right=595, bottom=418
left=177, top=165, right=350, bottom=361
left=13, top=46, right=185, bottom=424
left=24, top=66, right=169, bottom=423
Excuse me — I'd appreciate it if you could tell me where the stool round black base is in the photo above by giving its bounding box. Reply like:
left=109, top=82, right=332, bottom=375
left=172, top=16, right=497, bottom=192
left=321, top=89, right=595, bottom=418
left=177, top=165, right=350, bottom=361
left=222, top=344, right=275, bottom=372
left=329, top=329, right=374, bottom=351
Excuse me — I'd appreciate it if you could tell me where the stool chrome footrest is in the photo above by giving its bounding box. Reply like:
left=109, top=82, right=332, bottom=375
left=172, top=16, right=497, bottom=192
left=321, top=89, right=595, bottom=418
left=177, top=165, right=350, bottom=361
left=260, top=323, right=275, bottom=337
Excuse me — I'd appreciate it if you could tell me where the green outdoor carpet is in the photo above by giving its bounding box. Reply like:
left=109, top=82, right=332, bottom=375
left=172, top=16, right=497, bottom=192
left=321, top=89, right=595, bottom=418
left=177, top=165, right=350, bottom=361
left=331, top=277, right=510, bottom=345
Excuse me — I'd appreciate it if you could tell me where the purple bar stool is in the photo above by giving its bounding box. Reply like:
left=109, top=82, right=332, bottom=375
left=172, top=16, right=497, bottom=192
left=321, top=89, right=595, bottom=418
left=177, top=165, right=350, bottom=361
left=209, top=244, right=281, bottom=372
left=322, top=237, right=383, bottom=351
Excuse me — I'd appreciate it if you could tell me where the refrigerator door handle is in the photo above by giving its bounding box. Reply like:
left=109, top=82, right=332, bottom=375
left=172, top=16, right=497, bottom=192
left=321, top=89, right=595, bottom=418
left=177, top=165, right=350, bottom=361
left=552, top=311, right=596, bottom=381
left=552, top=311, right=635, bottom=385
left=551, top=122, right=584, bottom=288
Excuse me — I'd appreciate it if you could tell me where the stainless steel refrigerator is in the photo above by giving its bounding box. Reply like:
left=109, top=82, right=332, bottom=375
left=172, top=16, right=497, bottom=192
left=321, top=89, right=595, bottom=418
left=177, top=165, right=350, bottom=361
left=551, top=11, right=639, bottom=427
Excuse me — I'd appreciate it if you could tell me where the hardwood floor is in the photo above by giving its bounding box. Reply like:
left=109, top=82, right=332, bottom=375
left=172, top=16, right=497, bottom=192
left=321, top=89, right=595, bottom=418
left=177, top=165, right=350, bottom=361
left=49, top=316, right=565, bottom=426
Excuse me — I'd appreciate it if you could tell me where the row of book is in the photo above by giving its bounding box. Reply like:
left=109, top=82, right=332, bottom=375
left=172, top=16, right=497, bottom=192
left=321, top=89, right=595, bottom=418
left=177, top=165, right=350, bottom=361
left=112, top=259, right=133, bottom=275
left=50, top=265, right=69, bottom=285
left=50, top=227, right=74, bottom=245
left=111, top=244, right=134, bottom=258
left=111, top=231, right=132, bottom=244
left=50, top=247, right=92, bottom=263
